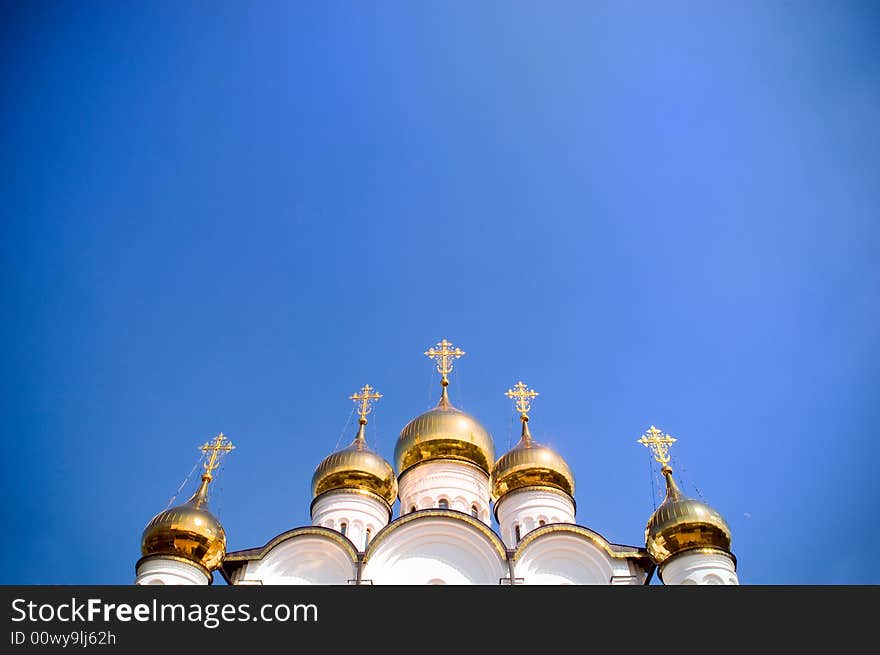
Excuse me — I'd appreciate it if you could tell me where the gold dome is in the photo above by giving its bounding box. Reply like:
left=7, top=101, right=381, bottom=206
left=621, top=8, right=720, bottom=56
left=395, top=386, right=495, bottom=474
left=141, top=476, right=226, bottom=572
left=491, top=418, right=575, bottom=501
left=645, top=467, right=732, bottom=565
left=312, top=421, right=398, bottom=506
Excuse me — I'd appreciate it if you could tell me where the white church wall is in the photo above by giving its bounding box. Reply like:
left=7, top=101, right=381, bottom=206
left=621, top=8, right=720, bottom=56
left=495, top=487, right=576, bottom=548
left=236, top=535, right=358, bottom=585
left=660, top=549, right=739, bottom=585
left=514, top=531, right=620, bottom=585
left=363, top=514, right=508, bottom=585
left=311, top=489, right=390, bottom=551
left=397, top=460, right=492, bottom=524
left=135, top=557, right=210, bottom=585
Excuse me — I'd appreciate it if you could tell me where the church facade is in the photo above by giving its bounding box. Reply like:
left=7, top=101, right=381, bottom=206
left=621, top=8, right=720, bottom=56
left=136, top=340, right=739, bottom=586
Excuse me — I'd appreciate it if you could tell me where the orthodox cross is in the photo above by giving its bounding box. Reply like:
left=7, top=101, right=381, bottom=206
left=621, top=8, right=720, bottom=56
left=637, top=425, right=677, bottom=467
left=350, top=384, right=382, bottom=424
left=505, top=381, right=539, bottom=419
left=424, top=339, right=465, bottom=385
left=200, top=432, right=235, bottom=481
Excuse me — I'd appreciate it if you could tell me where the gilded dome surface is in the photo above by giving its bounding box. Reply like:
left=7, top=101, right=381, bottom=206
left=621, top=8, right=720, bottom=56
left=141, top=479, right=226, bottom=572
left=645, top=468, right=732, bottom=565
left=312, top=423, right=398, bottom=505
left=395, top=388, right=495, bottom=474
left=491, top=419, right=575, bottom=500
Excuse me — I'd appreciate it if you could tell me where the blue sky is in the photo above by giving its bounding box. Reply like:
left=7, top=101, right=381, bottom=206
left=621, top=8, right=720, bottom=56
left=1, top=1, right=878, bottom=585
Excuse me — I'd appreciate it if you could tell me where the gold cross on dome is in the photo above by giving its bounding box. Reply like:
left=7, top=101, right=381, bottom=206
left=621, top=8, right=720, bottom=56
left=350, top=384, right=382, bottom=422
left=505, top=381, right=539, bottom=419
left=200, top=433, right=235, bottom=480
left=637, top=425, right=677, bottom=466
left=424, top=339, right=465, bottom=384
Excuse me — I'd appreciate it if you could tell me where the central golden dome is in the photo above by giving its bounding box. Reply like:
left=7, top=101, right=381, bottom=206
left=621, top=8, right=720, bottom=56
left=491, top=418, right=575, bottom=501
left=645, top=467, right=732, bottom=565
left=312, top=421, right=398, bottom=506
left=395, top=386, right=495, bottom=474
left=141, top=477, right=226, bottom=572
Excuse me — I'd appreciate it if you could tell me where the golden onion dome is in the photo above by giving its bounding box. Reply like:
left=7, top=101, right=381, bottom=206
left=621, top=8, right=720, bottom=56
left=395, top=385, right=495, bottom=474
left=645, top=467, right=732, bottom=566
left=312, top=420, right=398, bottom=506
left=141, top=476, right=226, bottom=572
left=491, top=417, right=575, bottom=501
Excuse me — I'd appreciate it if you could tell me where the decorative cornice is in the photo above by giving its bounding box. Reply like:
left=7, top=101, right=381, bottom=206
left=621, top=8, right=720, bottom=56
left=309, top=487, right=393, bottom=520
left=136, top=554, right=213, bottom=582
left=223, top=526, right=360, bottom=564
left=363, top=508, right=507, bottom=562
left=398, top=458, right=491, bottom=484
left=492, top=484, right=577, bottom=522
left=657, top=546, right=738, bottom=582
left=513, top=523, right=651, bottom=562
left=218, top=516, right=651, bottom=584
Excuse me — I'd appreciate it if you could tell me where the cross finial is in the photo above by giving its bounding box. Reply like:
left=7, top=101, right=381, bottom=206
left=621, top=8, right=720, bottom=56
left=637, top=425, right=677, bottom=469
left=350, top=384, right=382, bottom=425
left=505, top=381, right=539, bottom=420
left=424, top=339, right=465, bottom=387
left=200, top=432, right=235, bottom=481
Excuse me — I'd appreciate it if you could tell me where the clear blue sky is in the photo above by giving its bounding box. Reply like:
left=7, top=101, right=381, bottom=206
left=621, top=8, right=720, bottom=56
left=2, top=1, right=878, bottom=585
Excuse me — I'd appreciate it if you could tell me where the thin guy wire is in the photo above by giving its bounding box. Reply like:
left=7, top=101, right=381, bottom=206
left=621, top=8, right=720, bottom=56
left=166, top=451, right=204, bottom=509
left=333, top=405, right=356, bottom=451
